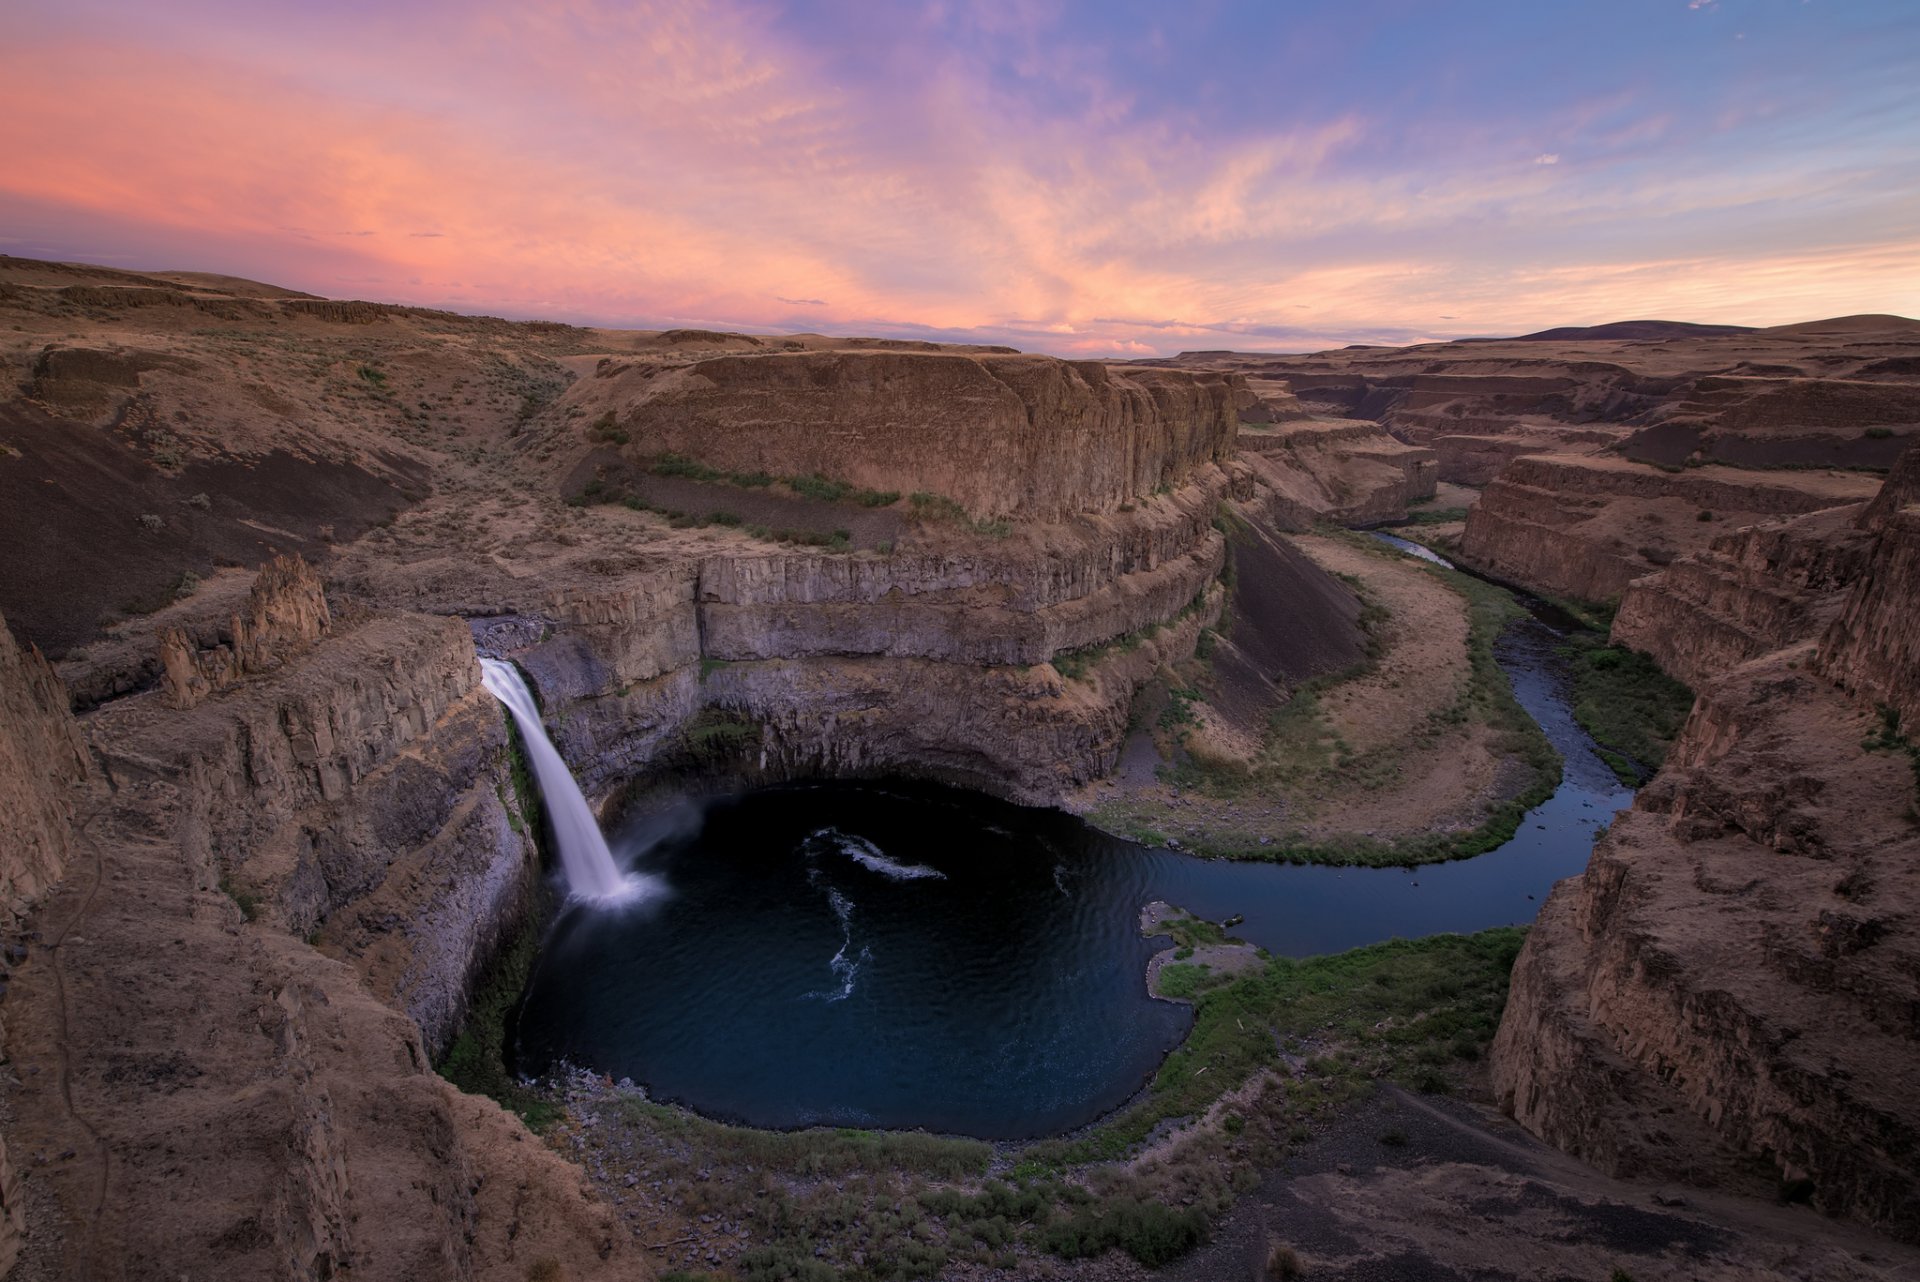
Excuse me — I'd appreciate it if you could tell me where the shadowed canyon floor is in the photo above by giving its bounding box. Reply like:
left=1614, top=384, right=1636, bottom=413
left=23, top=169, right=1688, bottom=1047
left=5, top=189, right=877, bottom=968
left=0, top=258, right=1916, bottom=1281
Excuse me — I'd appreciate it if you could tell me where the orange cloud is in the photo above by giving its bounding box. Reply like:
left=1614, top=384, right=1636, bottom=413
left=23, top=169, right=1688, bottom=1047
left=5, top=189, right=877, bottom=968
left=2, top=0, right=1914, bottom=353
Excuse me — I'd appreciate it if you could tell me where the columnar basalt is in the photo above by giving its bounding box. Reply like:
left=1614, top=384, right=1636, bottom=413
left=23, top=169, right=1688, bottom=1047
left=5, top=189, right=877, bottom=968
left=1236, top=419, right=1438, bottom=527
left=1457, top=454, right=1880, bottom=603
left=505, top=475, right=1234, bottom=803
left=1609, top=504, right=1876, bottom=688
left=573, top=351, right=1242, bottom=520
left=1492, top=455, right=1920, bottom=1241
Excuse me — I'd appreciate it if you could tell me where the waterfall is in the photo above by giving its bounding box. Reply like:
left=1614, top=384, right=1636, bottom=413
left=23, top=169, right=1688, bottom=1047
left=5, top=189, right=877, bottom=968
left=479, top=657, right=631, bottom=902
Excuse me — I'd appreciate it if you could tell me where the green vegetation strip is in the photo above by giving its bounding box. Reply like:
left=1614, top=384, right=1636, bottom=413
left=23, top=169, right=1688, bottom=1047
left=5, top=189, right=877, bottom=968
left=570, top=927, right=1525, bottom=1281
left=1123, top=531, right=1562, bottom=867
left=1557, top=633, right=1694, bottom=784
left=435, top=886, right=560, bottom=1130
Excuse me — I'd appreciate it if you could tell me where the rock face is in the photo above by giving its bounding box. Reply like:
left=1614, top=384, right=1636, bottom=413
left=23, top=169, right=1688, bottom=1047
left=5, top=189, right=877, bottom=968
left=573, top=351, right=1241, bottom=520
left=504, top=473, right=1234, bottom=804
left=1146, top=315, right=1920, bottom=487
left=1610, top=504, right=1875, bottom=689
left=1456, top=454, right=1880, bottom=603
left=0, top=611, right=90, bottom=1277
left=1237, top=419, right=1438, bottom=527
left=159, top=552, right=332, bottom=707
left=0, top=611, right=88, bottom=926
left=0, top=580, right=644, bottom=1280
left=1491, top=455, right=1920, bottom=1242
left=1817, top=507, right=1920, bottom=726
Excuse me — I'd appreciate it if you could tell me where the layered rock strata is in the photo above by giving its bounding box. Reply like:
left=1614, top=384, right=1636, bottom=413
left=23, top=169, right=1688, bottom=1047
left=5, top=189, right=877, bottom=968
left=0, top=571, right=642, bottom=1279
left=1236, top=419, right=1438, bottom=527
left=1457, top=454, right=1880, bottom=603
left=159, top=552, right=332, bottom=708
left=1492, top=457, right=1920, bottom=1242
left=0, top=612, right=90, bottom=1277
left=505, top=474, right=1234, bottom=803
left=1609, top=504, right=1875, bottom=688
left=570, top=351, right=1241, bottom=520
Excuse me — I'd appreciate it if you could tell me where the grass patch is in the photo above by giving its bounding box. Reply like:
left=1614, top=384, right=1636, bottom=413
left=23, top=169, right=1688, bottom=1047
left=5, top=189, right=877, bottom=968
left=566, top=926, right=1526, bottom=1277
left=1142, top=534, right=1562, bottom=867
left=1400, top=506, right=1469, bottom=525
left=1050, top=585, right=1217, bottom=684
left=217, top=874, right=259, bottom=922
left=1033, top=928, right=1524, bottom=1165
left=434, top=886, right=559, bottom=1130
left=909, top=490, right=1013, bottom=538
left=1862, top=703, right=1920, bottom=813
left=1558, top=633, right=1694, bottom=783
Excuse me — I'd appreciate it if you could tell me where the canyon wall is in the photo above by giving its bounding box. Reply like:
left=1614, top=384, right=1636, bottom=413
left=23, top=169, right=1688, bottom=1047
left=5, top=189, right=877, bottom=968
left=0, top=611, right=88, bottom=926
left=1609, top=504, right=1875, bottom=689
left=0, top=562, right=645, bottom=1280
left=1457, top=454, right=1881, bottom=603
left=502, top=473, right=1234, bottom=804
left=0, top=612, right=89, bottom=1278
left=575, top=351, right=1241, bottom=520
left=1236, top=419, right=1437, bottom=527
left=1491, top=453, right=1920, bottom=1242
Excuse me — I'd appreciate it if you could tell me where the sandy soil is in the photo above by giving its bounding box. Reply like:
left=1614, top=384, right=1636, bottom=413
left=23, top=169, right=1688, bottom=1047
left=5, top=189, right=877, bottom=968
left=1076, top=531, right=1520, bottom=853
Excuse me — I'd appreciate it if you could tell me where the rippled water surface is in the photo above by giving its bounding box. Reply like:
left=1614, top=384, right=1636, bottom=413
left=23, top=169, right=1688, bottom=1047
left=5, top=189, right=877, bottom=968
left=513, top=538, right=1634, bottom=1137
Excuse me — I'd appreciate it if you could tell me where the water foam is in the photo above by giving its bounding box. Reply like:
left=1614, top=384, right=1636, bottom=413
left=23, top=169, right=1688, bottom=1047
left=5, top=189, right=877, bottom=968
left=810, top=828, right=947, bottom=881
left=806, top=887, right=870, bottom=1002
left=479, top=658, right=657, bottom=905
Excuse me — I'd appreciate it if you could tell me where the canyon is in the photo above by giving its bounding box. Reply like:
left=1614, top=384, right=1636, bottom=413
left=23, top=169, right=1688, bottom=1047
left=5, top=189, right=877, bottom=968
left=1, top=256, right=1917, bottom=1281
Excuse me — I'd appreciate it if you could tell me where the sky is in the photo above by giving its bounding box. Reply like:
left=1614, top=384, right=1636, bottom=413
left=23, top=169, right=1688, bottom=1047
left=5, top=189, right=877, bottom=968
left=3, top=0, right=1917, bottom=356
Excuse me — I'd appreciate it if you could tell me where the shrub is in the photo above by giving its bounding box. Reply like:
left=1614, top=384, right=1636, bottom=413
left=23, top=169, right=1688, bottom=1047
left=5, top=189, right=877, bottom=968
left=1267, top=1242, right=1305, bottom=1281
left=1039, top=1197, right=1208, bottom=1266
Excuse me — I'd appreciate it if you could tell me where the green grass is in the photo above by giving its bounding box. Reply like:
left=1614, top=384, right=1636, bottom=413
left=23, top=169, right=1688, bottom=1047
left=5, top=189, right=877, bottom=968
left=1050, top=585, right=1217, bottom=684
left=1029, top=927, right=1525, bottom=1166
left=1558, top=633, right=1694, bottom=783
left=434, top=886, right=560, bottom=1130
left=1143, top=534, right=1562, bottom=867
left=562, top=925, right=1527, bottom=1277
left=909, top=490, right=1013, bottom=538
left=1401, top=506, right=1469, bottom=525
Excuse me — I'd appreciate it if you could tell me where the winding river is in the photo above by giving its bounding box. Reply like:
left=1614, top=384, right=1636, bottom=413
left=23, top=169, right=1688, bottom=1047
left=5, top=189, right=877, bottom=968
left=511, top=534, right=1632, bottom=1138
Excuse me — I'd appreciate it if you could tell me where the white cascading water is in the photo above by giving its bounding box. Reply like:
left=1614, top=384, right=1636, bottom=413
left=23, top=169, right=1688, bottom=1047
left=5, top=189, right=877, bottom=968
left=479, top=657, right=632, bottom=902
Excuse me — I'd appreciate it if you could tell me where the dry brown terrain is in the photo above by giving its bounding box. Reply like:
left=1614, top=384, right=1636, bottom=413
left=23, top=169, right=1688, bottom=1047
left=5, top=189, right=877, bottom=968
left=3, top=256, right=1917, bottom=1279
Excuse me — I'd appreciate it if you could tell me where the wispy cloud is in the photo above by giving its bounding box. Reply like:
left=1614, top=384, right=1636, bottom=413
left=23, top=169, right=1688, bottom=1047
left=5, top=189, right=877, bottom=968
left=0, top=0, right=1913, bottom=354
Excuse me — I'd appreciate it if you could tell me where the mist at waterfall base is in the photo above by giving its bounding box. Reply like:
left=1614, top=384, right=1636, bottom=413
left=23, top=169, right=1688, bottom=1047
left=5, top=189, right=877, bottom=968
left=479, top=658, right=657, bottom=905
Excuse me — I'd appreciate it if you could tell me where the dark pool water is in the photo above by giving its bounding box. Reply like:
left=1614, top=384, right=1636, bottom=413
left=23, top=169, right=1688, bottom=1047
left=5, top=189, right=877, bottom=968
left=512, top=536, right=1633, bottom=1138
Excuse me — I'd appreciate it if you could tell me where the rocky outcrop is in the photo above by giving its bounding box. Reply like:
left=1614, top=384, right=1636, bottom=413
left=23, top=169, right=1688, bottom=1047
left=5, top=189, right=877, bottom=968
left=571, top=351, right=1241, bottom=520
left=1492, top=488, right=1920, bottom=1241
left=1610, top=504, right=1875, bottom=688
left=160, top=553, right=332, bottom=707
left=1236, top=420, right=1437, bottom=527
left=0, top=588, right=642, bottom=1280
left=1457, top=454, right=1880, bottom=603
left=0, top=611, right=89, bottom=1277
left=1619, top=377, right=1920, bottom=470
left=0, top=611, right=88, bottom=926
left=93, top=607, right=533, bottom=1051
left=1817, top=510, right=1920, bottom=729
left=494, top=474, right=1236, bottom=804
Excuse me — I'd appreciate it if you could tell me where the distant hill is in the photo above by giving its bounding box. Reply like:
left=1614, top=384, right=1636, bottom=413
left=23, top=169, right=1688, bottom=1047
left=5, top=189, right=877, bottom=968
left=1507, top=320, right=1757, bottom=342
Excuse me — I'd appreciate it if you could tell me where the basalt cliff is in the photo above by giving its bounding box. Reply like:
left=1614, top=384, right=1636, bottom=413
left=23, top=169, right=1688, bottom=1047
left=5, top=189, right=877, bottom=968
left=0, top=257, right=1366, bottom=1280
left=2, top=255, right=1918, bottom=1279
left=1490, top=441, right=1920, bottom=1242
